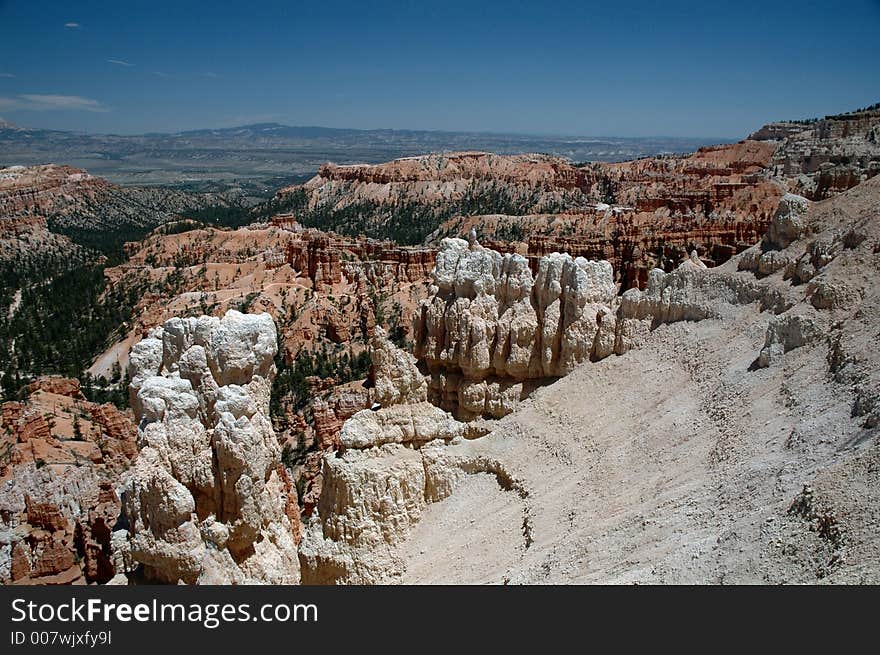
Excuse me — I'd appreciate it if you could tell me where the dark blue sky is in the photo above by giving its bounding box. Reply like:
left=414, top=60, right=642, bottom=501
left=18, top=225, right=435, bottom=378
left=0, top=0, right=878, bottom=137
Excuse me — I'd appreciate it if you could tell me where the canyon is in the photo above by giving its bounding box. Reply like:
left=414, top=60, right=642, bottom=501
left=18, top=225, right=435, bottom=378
left=1, top=104, right=879, bottom=585
left=428, top=140, right=782, bottom=289
left=300, top=174, right=880, bottom=584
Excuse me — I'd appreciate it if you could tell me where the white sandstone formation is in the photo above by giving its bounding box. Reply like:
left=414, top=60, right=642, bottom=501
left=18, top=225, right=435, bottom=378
left=369, top=326, right=427, bottom=407
left=123, top=310, right=301, bottom=584
left=298, top=434, right=517, bottom=585
left=413, top=237, right=617, bottom=419
left=308, top=177, right=880, bottom=585
left=298, top=443, right=428, bottom=584
left=739, top=193, right=811, bottom=276
left=412, top=236, right=748, bottom=419
left=300, top=325, right=497, bottom=584
left=340, top=402, right=468, bottom=450
left=301, top=235, right=785, bottom=584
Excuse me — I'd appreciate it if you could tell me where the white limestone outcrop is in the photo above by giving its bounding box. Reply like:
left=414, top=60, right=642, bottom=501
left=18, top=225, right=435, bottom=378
left=369, top=327, right=427, bottom=407
left=301, top=239, right=780, bottom=584
left=123, top=310, right=301, bottom=584
left=413, top=237, right=617, bottom=418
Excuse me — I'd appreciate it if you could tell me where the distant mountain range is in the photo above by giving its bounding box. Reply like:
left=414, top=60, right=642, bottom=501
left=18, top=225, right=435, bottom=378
left=0, top=118, right=728, bottom=187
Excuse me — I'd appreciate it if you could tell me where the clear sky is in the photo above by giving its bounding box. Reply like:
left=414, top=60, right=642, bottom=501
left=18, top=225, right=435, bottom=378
left=0, top=0, right=878, bottom=138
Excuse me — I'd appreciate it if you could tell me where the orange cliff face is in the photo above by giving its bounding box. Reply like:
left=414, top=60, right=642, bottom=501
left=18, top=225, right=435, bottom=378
left=278, top=224, right=436, bottom=290
left=301, top=151, right=594, bottom=190
left=0, top=164, right=111, bottom=219
left=434, top=140, right=783, bottom=289
left=120, top=219, right=437, bottom=292
left=107, top=222, right=436, bottom=384
left=0, top=376, right=137, bottom=585
left=97, top=221, right=438, bottom=495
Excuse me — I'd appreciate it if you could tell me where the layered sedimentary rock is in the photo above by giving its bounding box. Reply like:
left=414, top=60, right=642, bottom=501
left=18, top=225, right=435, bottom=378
left=754, top=105, right=880, bottom=200
left=275, top=152, right=596, bottom=242
left=123, top=310, right=301, bottom=584
left=738, top=193, right=811, bottom=276
left=0, top=469, right=126, bottom=586
left=0, top=165, right=110, bottom=219
left=279, top=227, right=436, bottom=290
left=411, top=231, right=767, bottom=424
left=299, top=318, right=507, bottom=583
left=386, top=173, right=880, bottom=584
left=305, top=153, right=592, bottom=190
left=311, top=384, right=371, bottom=451
left=112, top=223, right=434, bottom=361
left=431, top=140, right=782, bottom=289
left=0, top=378, right=137, bottom=585
left=413, top=236, right=617, bottom=419
left=369, top=326, right=428, bottom=406
left=100, top=220, right=438, bottom=524
left=285, top=168, right=880, bottom=586
left=97, top=222, right=434, bottom=518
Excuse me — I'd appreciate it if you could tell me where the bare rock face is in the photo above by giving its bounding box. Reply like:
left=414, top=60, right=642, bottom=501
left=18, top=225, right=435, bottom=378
left=339, top=402, right=468, bottom=450
left=299, top=428, right=517, bottom=585
left=0, top=464, right=128, bottom=586
left=299, top=330, right=485, bottom=583
left=764, top=194, right=811, bottom=251
left=757, top=312, right=824, bottom=368
left=762, top=106, right=880, bottom=200
left=370, top=327, right=427, bottom=406
left=302, top=234, right=812, bottom=585
left=23, top=376, right=85, bottom=399
left=298, top=443, right=427, bottom=584
left=123, top=310, right=300, bottom=584
left=0, top=378, right=138, bottom=586
left=413, top=237, right=617, bottom=419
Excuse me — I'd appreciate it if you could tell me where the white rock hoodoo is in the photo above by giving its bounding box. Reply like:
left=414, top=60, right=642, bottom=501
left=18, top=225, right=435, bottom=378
left=123, top=310, right=301, bottom=584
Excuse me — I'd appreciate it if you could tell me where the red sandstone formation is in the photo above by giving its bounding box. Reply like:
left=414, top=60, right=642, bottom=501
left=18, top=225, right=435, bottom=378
left=275, top=464, right=303, bottom=546
left=0, top=378, right=137, bottom=585
left=25, top=376, right=85, bottom=399
left=521, top=206, right=774, bottom=290
left=0, top=165, right=111, bottom=219
left=435, top=140, right=783, bottom=289
left=301, top=152, right=593, bottom=191
left=123, top=222, right=436, bottom=293
left=311, top=383, right=371, bottom=451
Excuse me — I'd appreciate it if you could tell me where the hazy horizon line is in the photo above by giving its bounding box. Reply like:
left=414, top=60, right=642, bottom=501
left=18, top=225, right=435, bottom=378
left=0, top=115, right=741, bottom=143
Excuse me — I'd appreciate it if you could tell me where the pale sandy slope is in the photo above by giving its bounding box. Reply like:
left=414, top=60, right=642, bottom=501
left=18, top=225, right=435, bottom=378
left=398, top=177, right=880, bottom=584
